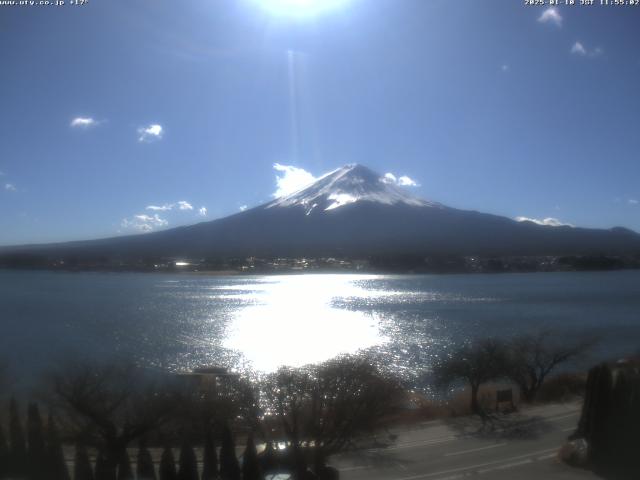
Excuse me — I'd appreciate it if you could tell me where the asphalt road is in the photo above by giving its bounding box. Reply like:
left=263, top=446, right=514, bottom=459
left=330, top=402, right=599, bottom=480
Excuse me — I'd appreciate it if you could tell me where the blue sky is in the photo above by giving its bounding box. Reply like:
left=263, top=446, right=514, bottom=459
left=1, top=0, right=639, bottom=245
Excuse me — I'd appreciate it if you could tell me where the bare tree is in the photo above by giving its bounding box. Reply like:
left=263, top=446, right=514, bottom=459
left=263, top=355, right=405, bottom=474
left=433, top=338, right=508, bottom=415
left=506, top=331, right=595, bottom=403
left=45, top=361, right=179, bottom=475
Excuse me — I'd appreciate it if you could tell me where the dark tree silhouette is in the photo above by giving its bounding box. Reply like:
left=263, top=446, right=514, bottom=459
left=576, top=361, right=640, bottom=479
left=258, top=442, right=278, bottom=477
left=27, top=403, right=47, bottom=480
left=137, top=439, right=157, bottom=480
left=47, top=361, right=178, bottom=475
left=263, top=355, right=405, bottom=473
left=74, top=444, right=95, bottom=480
left=117, top=449, right=134, bottom=480
left=178, top=440, right=199, bottom=480
left=506, top=331, right=594, bottom=403
left=201, top=429, right=218, bottom=480
left=95, top=450, right=115, bottom=480
left=242, top=434, right=263, bottom=480
left=160, top=447, right=178, bottom=480
left=0, top=423, right=9, bottom=478
left=9, top=398, right=27, bottom=476
left=47, top=413, right=71, bottom=480
left=219, top=424, right=240, bottom=480
left=433, top=339, right=508, bottom=415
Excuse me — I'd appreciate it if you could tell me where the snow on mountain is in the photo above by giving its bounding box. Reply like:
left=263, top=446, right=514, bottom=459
left=265, top=164, right=440, bottom=215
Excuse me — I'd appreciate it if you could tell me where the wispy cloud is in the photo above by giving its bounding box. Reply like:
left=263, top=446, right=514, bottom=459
left=515, top=216, right=572, bottom=227
left=146, top=201, right=193, bottom=212
left=4, top=183, right=16, bottom=192
left=571, top=42, right=603, bottom=57
left=538, top=7, right=562, bottom=27
left=121, top=213, right=168, bottom=232
left=273, top=163, right=317, bottom=198
left=382, top=172, right=420, bottom=187
left=70, top=117, right=98, bottom=129
left=501, top=64, right=510, bottom=73
left=198, top=206, right=208, bottom=216
left=571, top=42, right=587, bottom=56
left=629, top=198, right=639, bottom=205
left=138, top=124, right=163, bottom=142
left=146, top=204, right=172, bottom=211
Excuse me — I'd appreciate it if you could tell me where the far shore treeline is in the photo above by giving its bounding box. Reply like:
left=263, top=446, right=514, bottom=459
left=1, top=252, right=640, bottom=275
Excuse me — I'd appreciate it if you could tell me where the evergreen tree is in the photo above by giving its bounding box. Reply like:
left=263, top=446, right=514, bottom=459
left=201, top=429, right=218, bottom=480
left=0, top=423, right=9, bottom=478
left=95, top=450, right=114, bottom=480
left=9, top=397, right=27, bottom=476
left=178, top=441, right=199, bottom=480
left=137, top=439, right=157, bottom=480
left=117, top=449, right=134, bottom=480
left=611, top=370, right=633, bottom=477
left=589, top=364, right=613, bottom=466
left=74, top=444, right=95, bottom=480
left=219, top=425, right=240, bottom=480
left=27, top=403, right=47, bottom=480
left=259, top=442, right=278, bottom=477
left=46, top=413, right=70, bottom=480
left=629, top=377, right=640, bottom=480
left=241, top=434, right=262, bottom=480
left=159, top=447, right=178, bottom=480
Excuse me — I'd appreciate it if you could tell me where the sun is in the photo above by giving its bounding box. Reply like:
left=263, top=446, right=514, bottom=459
left=253, top=0, right=348, bottom=18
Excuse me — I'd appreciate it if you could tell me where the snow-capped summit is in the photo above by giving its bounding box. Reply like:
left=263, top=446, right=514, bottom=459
left=266, top=164, right=440, bottom=215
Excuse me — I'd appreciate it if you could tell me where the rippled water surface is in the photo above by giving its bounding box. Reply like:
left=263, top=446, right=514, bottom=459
left=2, top=270, right=639, bottom=382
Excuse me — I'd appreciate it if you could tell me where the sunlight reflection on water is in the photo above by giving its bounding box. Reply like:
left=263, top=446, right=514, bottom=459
left=220, top=275, right=390, bottom=371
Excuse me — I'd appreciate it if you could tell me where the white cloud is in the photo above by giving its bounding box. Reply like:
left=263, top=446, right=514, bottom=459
left=146, top=204, right=173, bottom=211
left=629, top=198, right=639, bottom=205
left=538, top=7, right=562, bottom=27
left=70, top=117, right=98, bottom=129
left=501, top=64, right=510, bottom=73
left=571, top=42, right=587, bottom=56
left=146, top=201, right=193, bottom=212
left=176, top=200, right=193, bottom=211
left=138, top=124, right=163, bottom=142
left=397, top=175, right=419, bottom=187
left=239, top=205, right=248, bottom=212
left=382, top=172, right=420, bottom=187
left=515, top=216, right=572, bottom=227
left=121, top=213, right=168, bottom=232
left=273, top=163, right=317, bottom=198
left=571, top=42, right=603, bottom=57
left=4, top=183, right=16, bottom=192
left=382, top=173, right=397, bottom=184
left=198, top=206, right=208, bottom=216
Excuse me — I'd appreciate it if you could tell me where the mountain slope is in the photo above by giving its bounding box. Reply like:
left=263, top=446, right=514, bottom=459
left=2, top=164, right=640, bottom=261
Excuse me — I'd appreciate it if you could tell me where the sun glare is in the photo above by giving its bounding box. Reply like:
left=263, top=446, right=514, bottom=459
left=222, top=275, right=388, bottom=371
left=253, top=0, right=348, bottom=18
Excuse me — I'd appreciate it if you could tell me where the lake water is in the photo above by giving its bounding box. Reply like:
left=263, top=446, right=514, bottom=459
left=1, top=270, right=639, bottom=385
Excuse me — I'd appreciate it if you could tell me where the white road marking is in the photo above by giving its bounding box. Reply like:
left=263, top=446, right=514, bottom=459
left=393, top=447, right=558, bottom=480
left=443, top=442, right=507, bottom=457
left=340, top=465, right=369, bottom=472
left=382, top=409, right=580, bottom=453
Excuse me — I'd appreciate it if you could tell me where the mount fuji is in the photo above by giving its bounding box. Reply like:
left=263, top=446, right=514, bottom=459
left=2, top=164, right=640, bottom=263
